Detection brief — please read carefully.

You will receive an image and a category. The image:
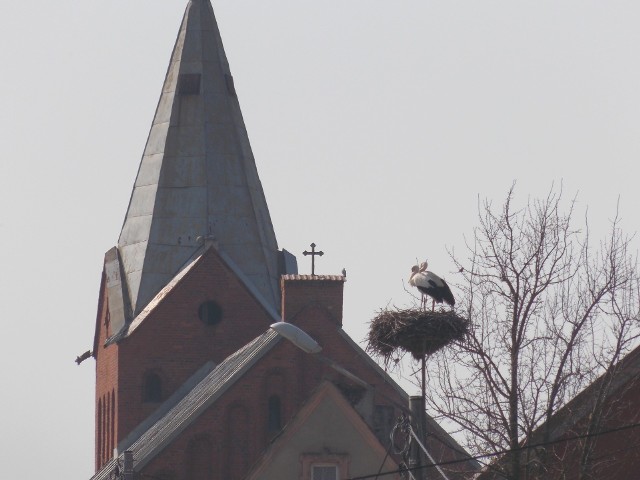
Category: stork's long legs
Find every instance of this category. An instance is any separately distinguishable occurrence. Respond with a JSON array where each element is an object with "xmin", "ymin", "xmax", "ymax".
[{"xmin": 419, "ymin": 294, "xmax": 437, "ymax": 312}]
